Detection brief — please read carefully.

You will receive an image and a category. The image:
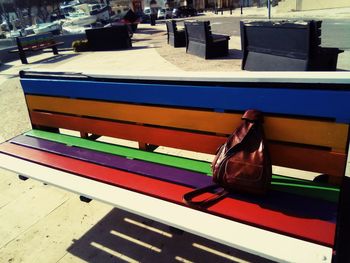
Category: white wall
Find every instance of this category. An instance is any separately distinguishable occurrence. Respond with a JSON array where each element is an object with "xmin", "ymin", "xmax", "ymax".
[
  {"xmin": 277, "ymin": 0, "xmax": 350, "ymax": 12},
  {"xmin": 300, "ymin": 0, "xmax": 350, "ymax": 11}
]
